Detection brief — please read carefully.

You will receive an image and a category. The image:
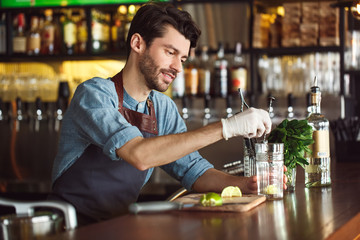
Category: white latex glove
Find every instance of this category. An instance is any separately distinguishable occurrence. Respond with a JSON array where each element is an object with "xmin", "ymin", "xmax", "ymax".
[{"xmin": 221, "ymin": 107, "xmax": 272, "ymax": 140}]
